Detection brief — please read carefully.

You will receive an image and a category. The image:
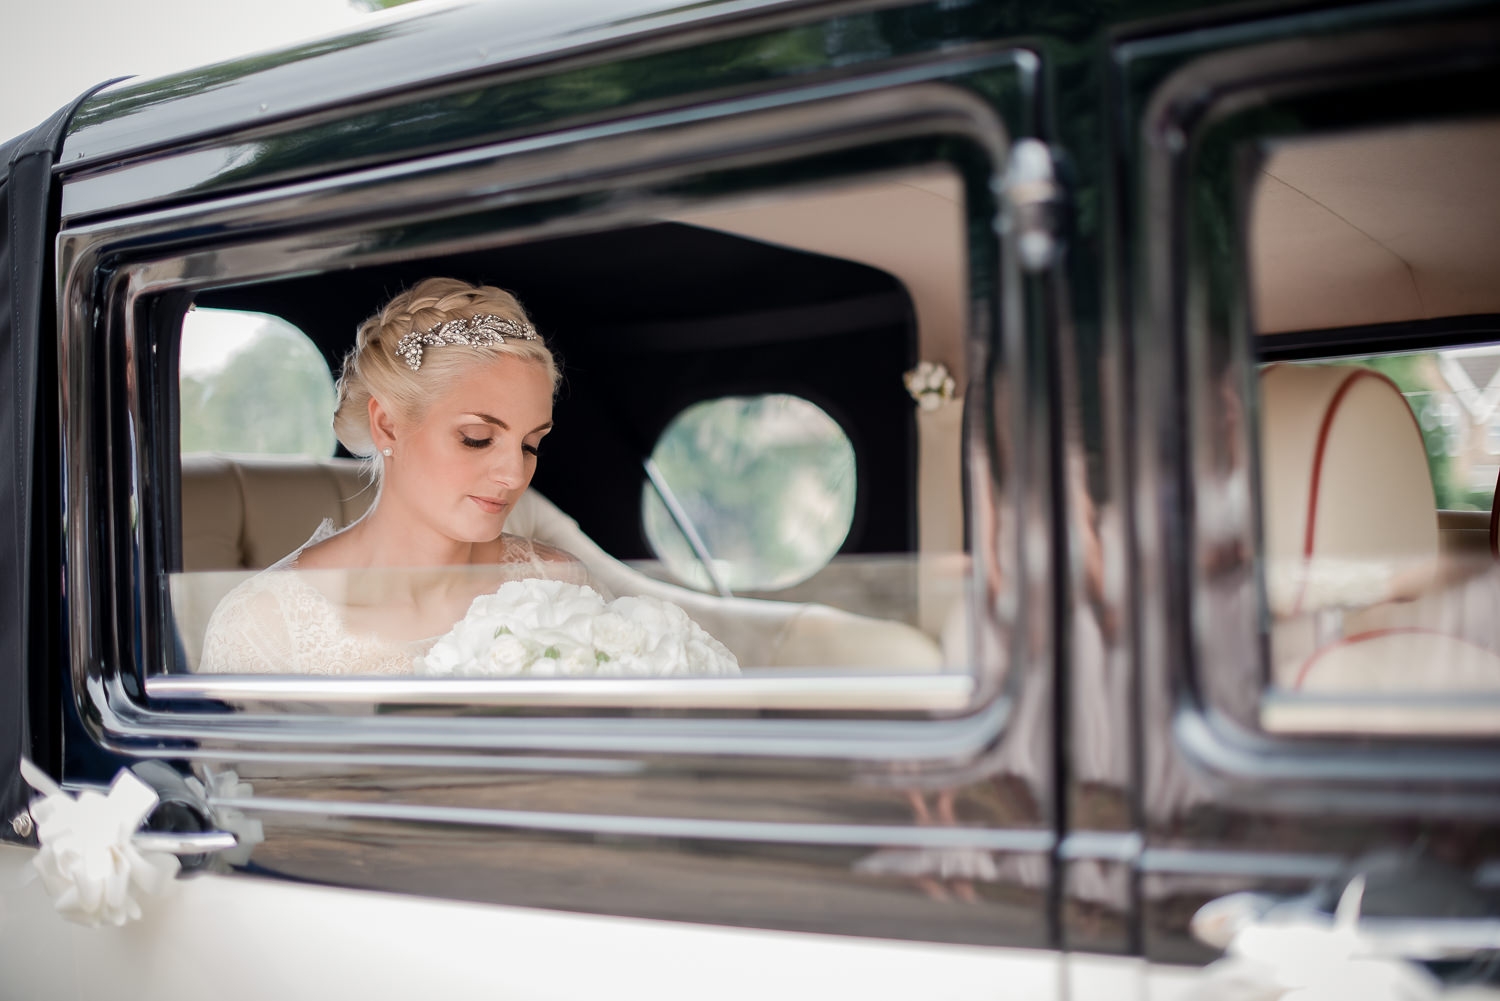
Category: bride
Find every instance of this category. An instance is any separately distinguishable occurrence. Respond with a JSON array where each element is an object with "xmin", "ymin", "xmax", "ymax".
[{"xmin": 199, "ymin": 277, "xmax": 595, "ymax": 675}]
